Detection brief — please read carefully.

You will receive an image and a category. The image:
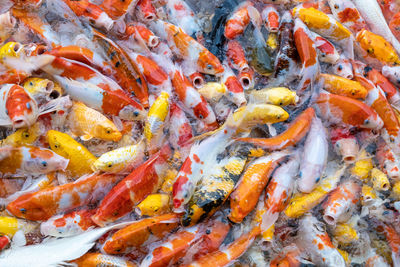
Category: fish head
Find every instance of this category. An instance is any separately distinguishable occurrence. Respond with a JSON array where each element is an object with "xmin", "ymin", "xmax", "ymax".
[
  {"xmin": 92, "ymin": 156, "xmax": 124, "ymax": 173},
  {"xmin": 0, "ymin": 42, "xmax": 24, "ymax": 59},
  {"xmin": 362, "ymin": 114, "xmax": 384, "ymax": 129},
  {"xmin": 94, "ymin": 123, "xmax": 122, "ymax": 142},
  {"xmin": 7, "ymin": 192, "xmax": 49, "ymax": 221},
  {"xmin": 197, "ymin": 50, "xmax": 224, "ymax": 75},
  {"xmin": 10, "ymin": 123, "xmax": 41, "ymax": 145},
  {"xmin": 23, "ymin": 78, "xmax": 55, "ymax": 102},
  {"xmin": 118, "ymin": 104, "xmax": 146, "ymax": 121},
  {"xmin": 4, "ymin": 84, "xmax": 39, "ymax": 128},
  {"xmin": 46, "ymin": 130, "xmax": 71, "ymax": 158},
  {"xmin": 25, "ymin": 146, "xmax": 69, "ymax": 174}
]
